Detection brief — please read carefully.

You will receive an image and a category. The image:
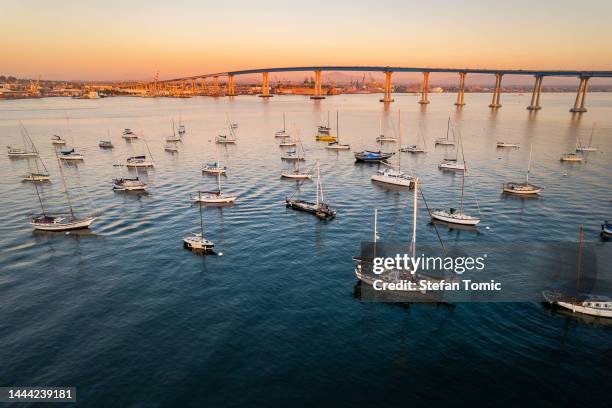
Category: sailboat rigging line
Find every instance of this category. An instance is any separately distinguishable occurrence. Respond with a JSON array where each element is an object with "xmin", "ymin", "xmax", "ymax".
[
  {"xmin": 418, "ymin": 187, "xmax": 447, "ymax": 256},
  {"xmin": 286, "ymin": 161, "xmax": 318, "ymax": 200}
]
